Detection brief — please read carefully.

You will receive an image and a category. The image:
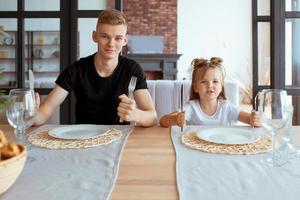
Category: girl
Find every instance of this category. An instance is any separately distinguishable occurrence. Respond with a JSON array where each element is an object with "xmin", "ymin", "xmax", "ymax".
[{"xmin": 160, "ymin": 57, "xmax": 260, "ymax": 127}]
